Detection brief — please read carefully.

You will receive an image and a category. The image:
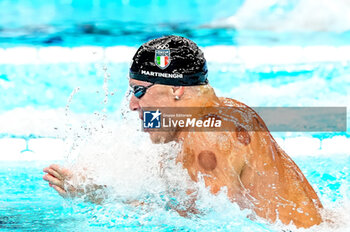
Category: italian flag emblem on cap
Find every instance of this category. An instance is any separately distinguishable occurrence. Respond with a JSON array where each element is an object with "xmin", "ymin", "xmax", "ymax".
[{"xmin": 155, "ymin": 49, "xmax": 170, "ymax": 69}]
